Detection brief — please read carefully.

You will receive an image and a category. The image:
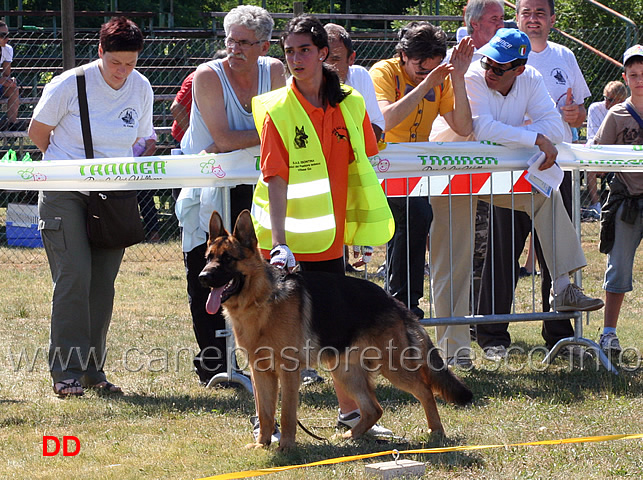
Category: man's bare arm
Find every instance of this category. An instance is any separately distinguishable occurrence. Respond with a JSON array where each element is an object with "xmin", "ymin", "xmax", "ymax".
[
  {"xmin": 193, "ymin": 65, "xmax": 259, "ymax": 153},
  {"xmin": 170, "ymin": 100, "xmax": 190, "ymax": 134},
  {"xmin": 195, "ymin": 58, "xmax": 287, "ymax": 154}
]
